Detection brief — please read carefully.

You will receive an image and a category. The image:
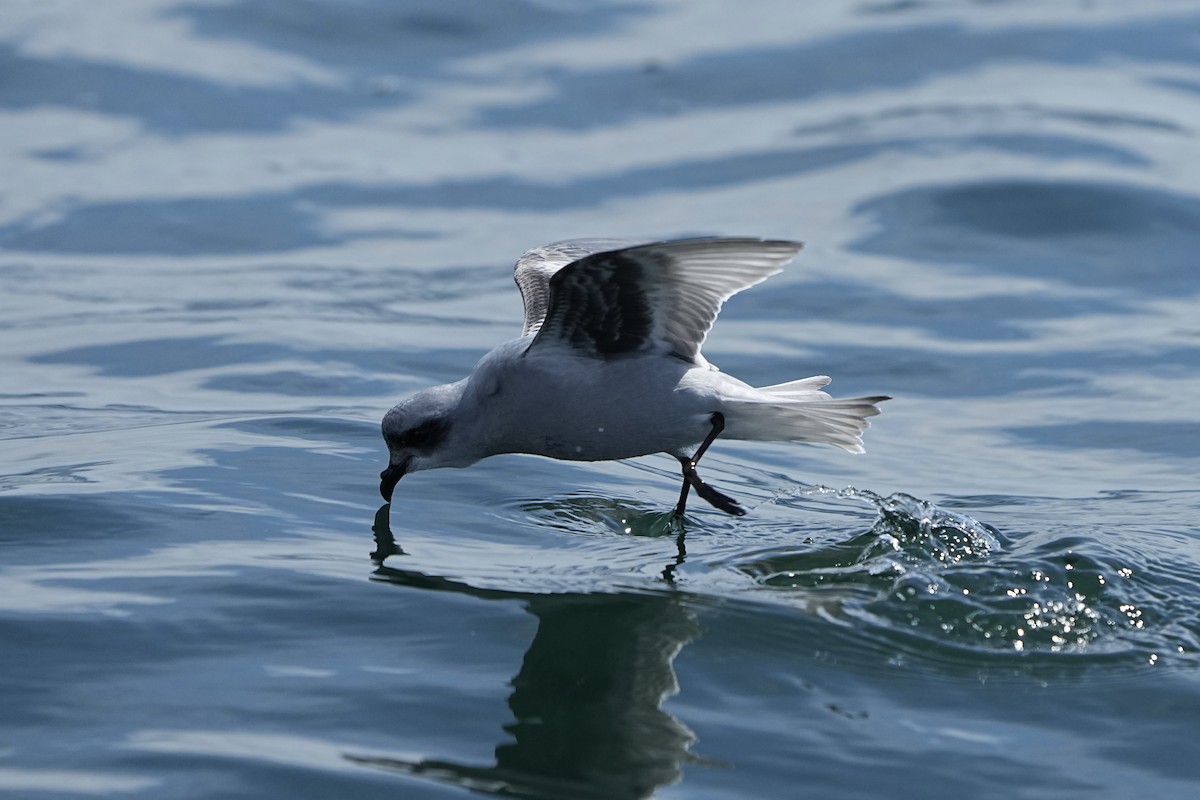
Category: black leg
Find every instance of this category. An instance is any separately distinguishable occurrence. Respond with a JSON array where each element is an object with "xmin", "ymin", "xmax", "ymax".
[
  {"xmin": 673, "ymin": 464, "xmax": 693, "ymax": 517},
  {"xmin": 673, "ymin": 412, "xmax": 746, "ymax": 517}
]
